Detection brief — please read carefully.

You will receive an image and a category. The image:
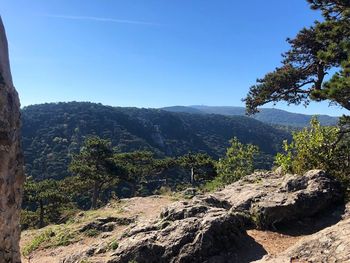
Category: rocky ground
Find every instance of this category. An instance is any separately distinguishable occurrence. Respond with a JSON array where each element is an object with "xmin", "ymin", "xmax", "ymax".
[{"xmin": 21, "ymin": 170, "xmax": 349, "ymax": 263}]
